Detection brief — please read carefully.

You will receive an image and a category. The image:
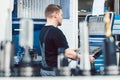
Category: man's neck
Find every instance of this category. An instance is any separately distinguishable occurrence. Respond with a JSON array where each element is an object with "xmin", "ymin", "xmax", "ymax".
[{"xmin": 46, "ymin": 19, "xmax": 57, "ymax": 27}]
